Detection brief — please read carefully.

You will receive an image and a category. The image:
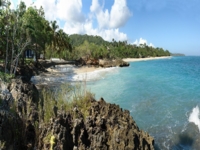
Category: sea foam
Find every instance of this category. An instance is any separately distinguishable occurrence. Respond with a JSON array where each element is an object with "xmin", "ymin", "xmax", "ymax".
[
  {"xmin": 72, "ymin": 67, "xmax": 118, "ymax": 81},
  {"xmin": 31, "ymin": 67, "xmax": 118, "ymax": 84},
  {"xmin": 188, "ymin": 106, "xmax": 200, "ymax": 132}
]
